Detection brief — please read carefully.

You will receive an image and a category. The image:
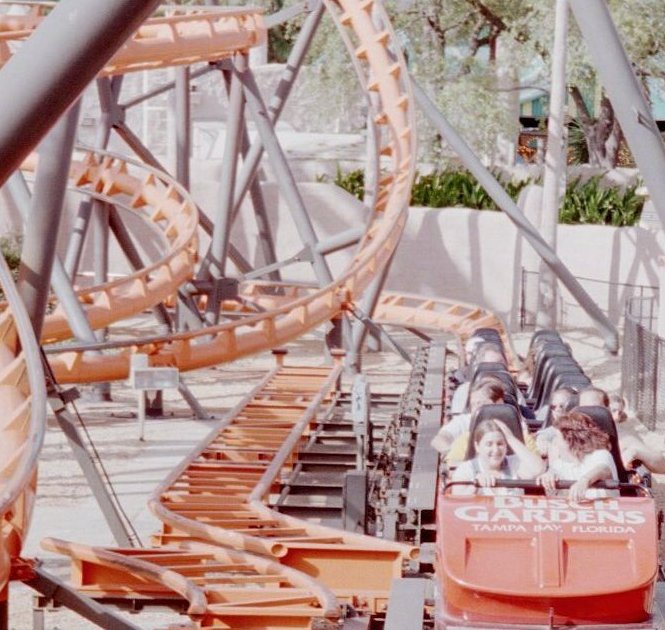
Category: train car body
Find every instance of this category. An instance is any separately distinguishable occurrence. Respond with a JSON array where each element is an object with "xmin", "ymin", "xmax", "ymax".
[{"xmin": 436, "ymin": 488, "xmax": 662, "ymax": 629}]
